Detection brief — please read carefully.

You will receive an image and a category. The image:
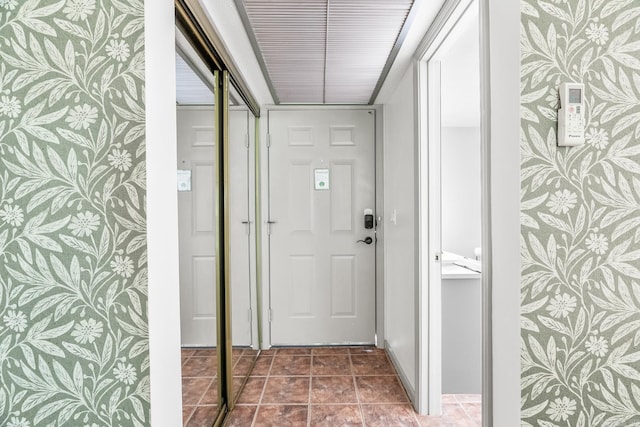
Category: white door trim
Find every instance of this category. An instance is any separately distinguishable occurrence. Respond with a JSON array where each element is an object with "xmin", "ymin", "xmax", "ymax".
[
  {"xmin": 416, "ymin": 58, "xmax": 445, "ymax": 415},
  {"xmin": 247, "ymin": 112, "xmax": 260, "ymax": 350},
  {"xmin": 259, "ymin": 105, "xmax": 384, "ymax": 349}
]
